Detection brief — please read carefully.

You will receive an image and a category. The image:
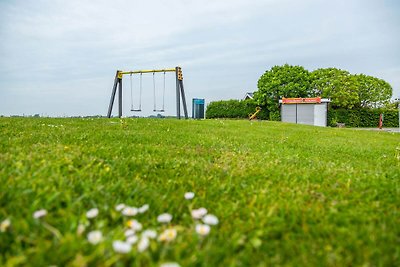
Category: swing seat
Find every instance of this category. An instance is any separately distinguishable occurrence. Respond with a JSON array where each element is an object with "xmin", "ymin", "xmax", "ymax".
[
  {"xmin": 153, "ymin": 109, "xmax": 165, "ymax": 112},
  {"xmin": 131, "ymin": 109, "xmax": 142, "ymax": 112}
]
